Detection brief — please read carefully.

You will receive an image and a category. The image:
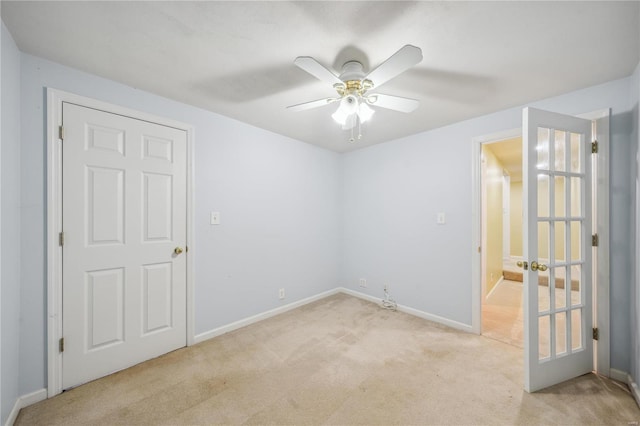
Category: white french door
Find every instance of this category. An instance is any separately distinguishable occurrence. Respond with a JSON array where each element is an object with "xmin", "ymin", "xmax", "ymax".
[
  {"xmin": 522, "ymin": 107, "xmax": 593, "ymax": 392},
  {"xmin": 61, "ymin": 103, "xmax": 187, "ymax": 389}
]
